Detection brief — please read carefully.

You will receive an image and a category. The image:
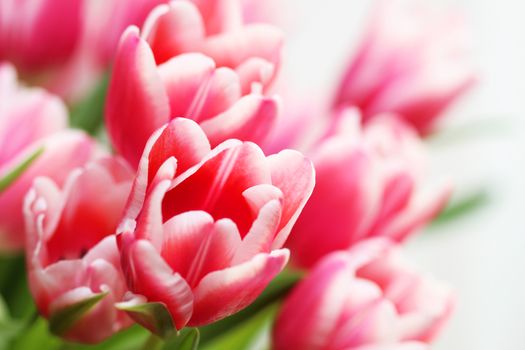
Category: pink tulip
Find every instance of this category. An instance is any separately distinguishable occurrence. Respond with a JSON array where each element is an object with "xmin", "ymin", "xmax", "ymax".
[
  {"xmin": 333, "ymin": 0, "xmax": 476, "ymax": 135},
  {"xmin": 0, "ymin": 63, "xmax": 98, "ymax": 252},
  {"xmin": 116, "ymin": 117, "xmax": 314, "ymax": 332},
  {"xmin": 106, "ymin": 25, "xmax": 281, "ymax": 168},
  {"xmin": 0, "ymin": 0, "xmax": 166, "ymax": 101},
  {"xmin": 286, "ymin": 109, "xmax": 451, "ymax": 268},
  {"xmin": 24, "ymin": 157, "xmax": 135, "ymax": 343},
  {"xmin": 141, "ymin": 0, "xmax": 283, "ymax": 92},
  {"xmin": 273, "ymin": 239, "xmax": 454, "ymax": 350}
]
